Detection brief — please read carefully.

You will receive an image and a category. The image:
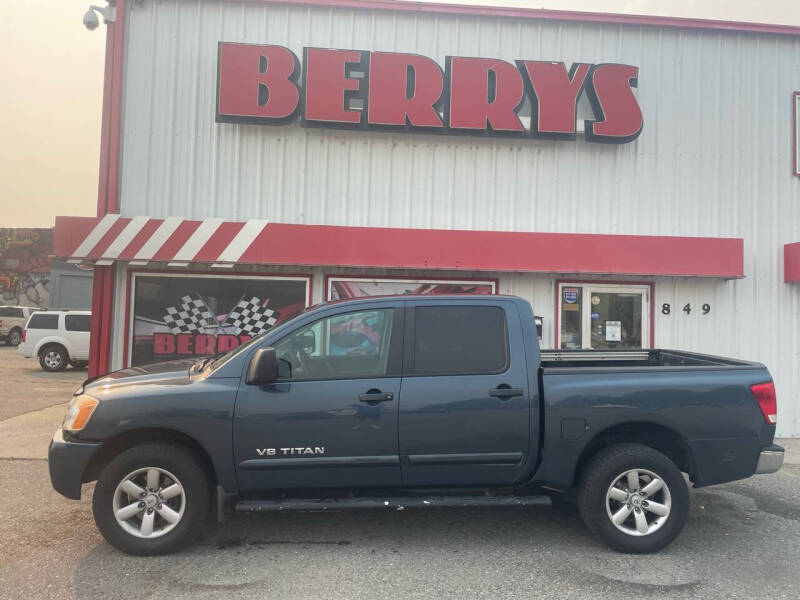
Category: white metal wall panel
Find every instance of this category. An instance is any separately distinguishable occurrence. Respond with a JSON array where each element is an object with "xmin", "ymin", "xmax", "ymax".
[{"xmin": 116, "ymin": 1, "xmax": 800, "ymax": 435}]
